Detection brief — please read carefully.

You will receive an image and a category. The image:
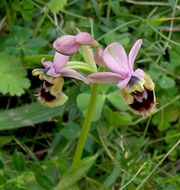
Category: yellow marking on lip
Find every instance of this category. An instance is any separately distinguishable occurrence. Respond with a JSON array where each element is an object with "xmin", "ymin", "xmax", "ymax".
[
  {"xmin": 32, "ymin": 68, "xmax": 44, "ymax": 76},
  {"xmin": 143, "ymin": 73, "xmax": 154, "ymax": 90}
]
